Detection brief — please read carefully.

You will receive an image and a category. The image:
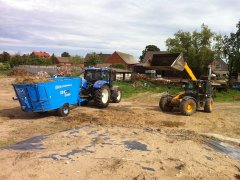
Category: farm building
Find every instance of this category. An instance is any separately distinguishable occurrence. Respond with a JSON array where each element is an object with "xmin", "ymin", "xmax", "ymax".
[
  {"xmin": 105, "ymin": 51, "xmax": 139, "ymax": 69},
  {"xmin": 211, "ymin": 59, "xmax": 228, "ymax": 76},
  {"xmin": 55, "ymin": 57, "xmax": 72, "ymax": 66}
]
